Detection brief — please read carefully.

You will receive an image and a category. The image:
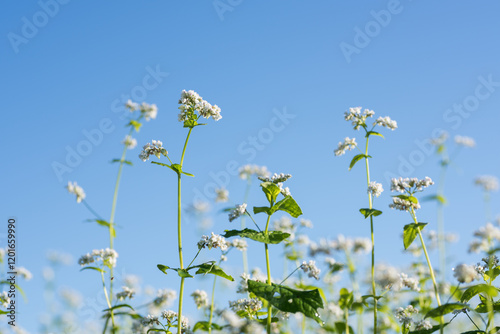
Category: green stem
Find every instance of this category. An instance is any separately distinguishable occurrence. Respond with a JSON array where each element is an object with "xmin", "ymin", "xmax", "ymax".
[
  {"xmin": 436, "ymin": 164, "xmax": 447, "ymax": 284},
  {"xmin": 364, "ymin": 135, "xmax": 377, "ymax": 333},
  {"xmin": 208, "ymin": 274, "xmax": 217, "ymax": 334},
  {"xmin": 241, "ymin": 180, "xmax": 252, "ymax": 277},
  {"xmin": 264, "ymin": 214, "xmax": 272, "ymax": 334},
  {"xmin": 301, "ymin": 314, "xmax": 306, "ymax": 334},
  {"xmin": 100, "ymin": 271, "xmax": 116, "ymax": 331},
  {"xmin": 178, "ymin": 277, "xmax": 185, "ymax": 334},
  {"xmin": 486, "ymin": 256, "xmax": 495, "ymax": 331}
]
